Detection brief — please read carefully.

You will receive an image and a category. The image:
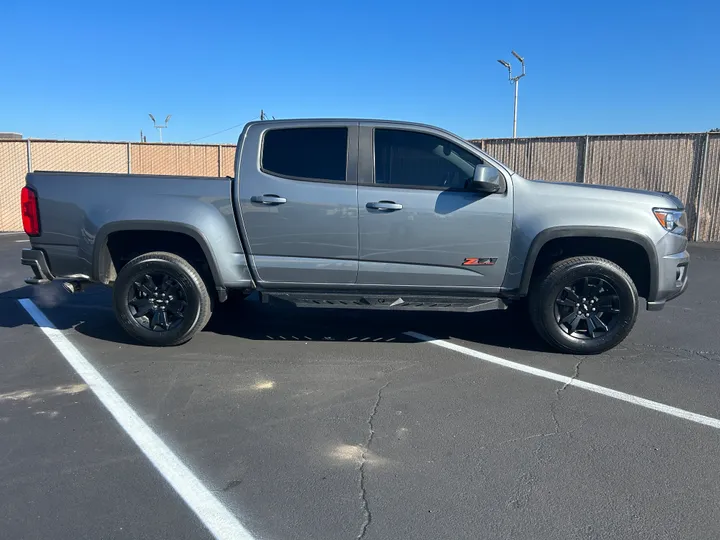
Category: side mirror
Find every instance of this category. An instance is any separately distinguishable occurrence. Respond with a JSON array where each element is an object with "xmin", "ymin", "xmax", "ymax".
[{"xmin": 470, "ymin": 164, "xmax": 502, "ymax": 193}]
